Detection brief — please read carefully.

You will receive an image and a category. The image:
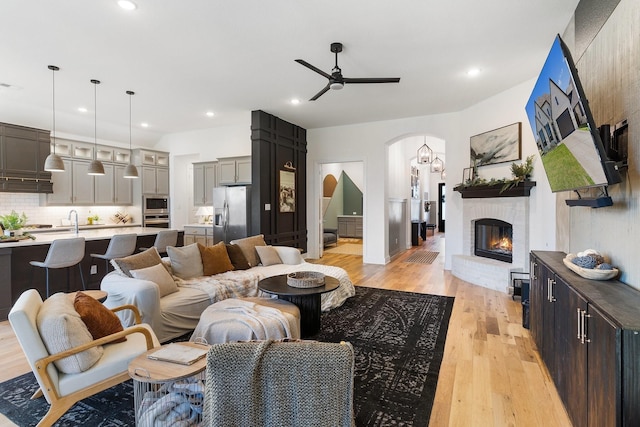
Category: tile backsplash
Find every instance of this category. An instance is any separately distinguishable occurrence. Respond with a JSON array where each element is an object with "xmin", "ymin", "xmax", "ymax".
[{"xmin": 0, "ymin": 193, "xmax": 141, "ymax": 226}]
